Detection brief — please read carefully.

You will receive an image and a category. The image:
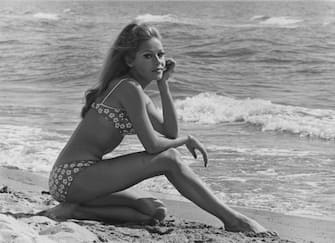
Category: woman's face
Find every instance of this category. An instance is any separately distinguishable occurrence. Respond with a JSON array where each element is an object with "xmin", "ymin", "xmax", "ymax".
[{"xmin": 129, "ymin": 37, "xmax": 166, "ymax": 83}]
